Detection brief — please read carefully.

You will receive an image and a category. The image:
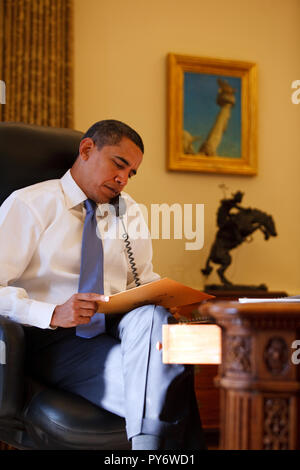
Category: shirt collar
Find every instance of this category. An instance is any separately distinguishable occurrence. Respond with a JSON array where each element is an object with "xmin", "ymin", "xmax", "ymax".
[
  {"xmin": 60, "ymin": 169, "xmax": 87, "ymax": 209},
  {"xmin": 60, "ymin": 169, "xmax": 125, "ymax": 215}
]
